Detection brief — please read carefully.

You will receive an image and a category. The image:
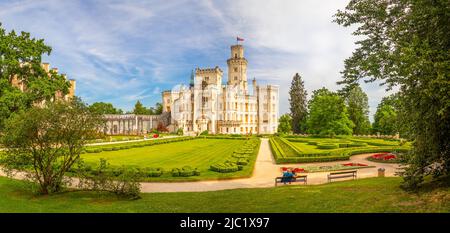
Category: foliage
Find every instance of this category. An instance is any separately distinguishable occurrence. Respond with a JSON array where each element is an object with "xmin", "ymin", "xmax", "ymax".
[
  {"xmin": 277, "ymin": 114, "xmax": 292, "ymax": 134},
  {"xmin": 306, "ymin": 88, "xmax": 354, "ymax": 136},
  {"xmin": 372, "ymin": 95, "xmax": 399, "ymax": 135},
  {"xmin": 75, "ymin": 159, "xmax": 141, "ymax": 199},
  {"xmin": 176, "ymin": 128, "xmax": 184, "ymax": 136},
  {"xmin": 0, "ymin": 23, "xmax": 70, "ymax": 130},
  {"xmin": 132, "ymin": 100, "xmax": 150, "ymax": 115},
  {"xmin": 156, "ymin": 122, "xmax": 168, "ymax": 132},
  {"xmin": 199, "ymin": 130, "xmax": 209, "ymax": 135},
  {"xmin": 270, "ymin": 136, "xmax": 409, "ymax": 164},
  {"xmin": 343, "ymin": 85, "xmax": 371, "ymax": 134},
  {"xmin": 289, "ymin": 73, "xmax": 308, "ymax": 133},
  {"xmin": 1, "ymin": 98, "xmax": 104, "ymax": 194},
  {"xmin": 88, "ymin": 102, "xmax": 123, "ymax": 115},
  {"xmin": 132, "ymin": 101, "xmax": 163, "ymax": 115},
  {"xmin": 334, "ymin": 0, "xmax": 450, "ymax": 189}
]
